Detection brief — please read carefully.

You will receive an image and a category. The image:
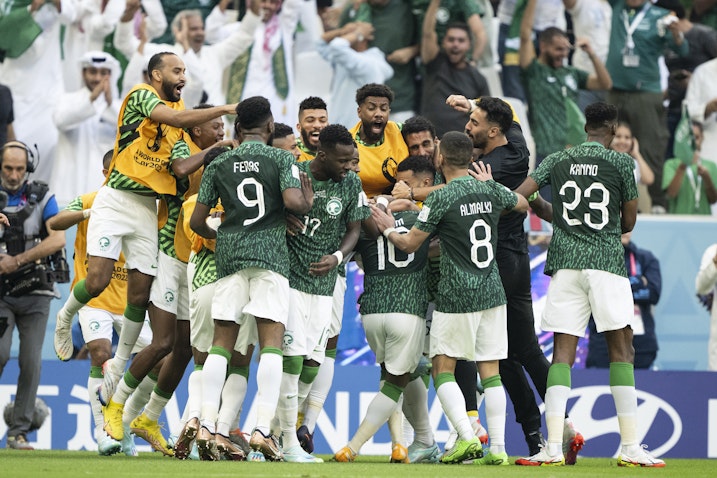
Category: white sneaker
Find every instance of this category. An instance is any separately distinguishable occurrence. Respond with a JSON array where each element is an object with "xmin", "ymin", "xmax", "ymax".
[
  {"xmin": 121, "ymin": 423, "xmax": 138, "ymax": 457},
  {"xmin": 97, "ymin": 434, "xmax": 122, "ymax": 456},
  {"xmin": 53, "ymin": 312, "xmax": 73, "ymax": 361},
  {"xmin": 515, "ymin": 446, "xmax": 565, "ymax": 466},
  {"xmin": 283, "ymin": 445, "xmax": 324, "ymax": 463},
  {"xmin": 618, "ymin": 445, "xmax": 665, "ymax": 468},
  {"xmin": 98, "ymin": 359, "xmax": 120, "ymax": 406}
]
